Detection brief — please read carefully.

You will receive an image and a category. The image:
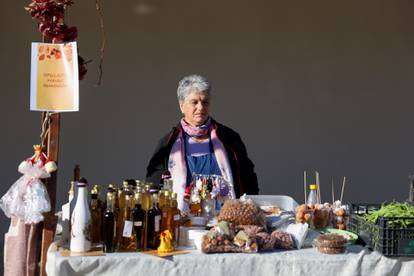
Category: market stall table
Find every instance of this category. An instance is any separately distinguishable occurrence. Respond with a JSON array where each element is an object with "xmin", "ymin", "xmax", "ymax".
[{"xmin": 46, "ymin": 242, "xmax": 414, "ymax": 276}]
